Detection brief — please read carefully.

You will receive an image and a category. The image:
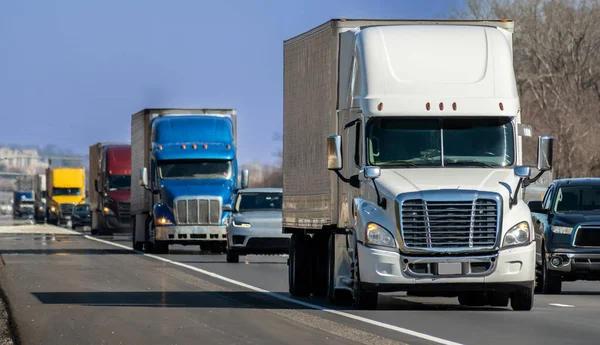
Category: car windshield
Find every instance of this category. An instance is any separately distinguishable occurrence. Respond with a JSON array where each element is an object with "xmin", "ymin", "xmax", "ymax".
[
  {"xmin": 236, "ymin": 192, "xmax": 282, "ymax": 212},
  {"xmin": 554, "ymin": 185, "xmax": 600, "ymax": 213},
  {"xmin": 108, "ymin": 175, "xmax": 131, "ymax": 191},
  {"xmin": 75, "ymin": 204, "xmax": 90, "ymax": 213},
  {"xmin": 158, "ymin": 159, "xmax": 232, "ymax": 179},
  {"xmin": 53, "ymin": 188, "xmax": 82, "ymax": 196},
  {"xmin": 366, "ymin": 117, "xmax": 515, "ymax": 167}
]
